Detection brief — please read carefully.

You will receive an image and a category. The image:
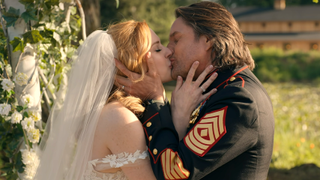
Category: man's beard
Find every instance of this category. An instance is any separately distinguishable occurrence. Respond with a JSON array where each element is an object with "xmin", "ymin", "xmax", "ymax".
[{"xmin": 170, "ymin": 63, "xmax": 188, "ymax": 80}]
